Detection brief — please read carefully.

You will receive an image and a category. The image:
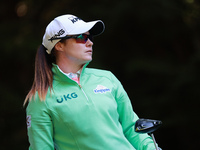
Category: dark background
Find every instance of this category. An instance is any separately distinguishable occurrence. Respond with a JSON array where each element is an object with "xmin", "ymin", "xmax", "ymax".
[{"xmin": 1, "ymin": 0, "xmax": 200, "ymax": 149}]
